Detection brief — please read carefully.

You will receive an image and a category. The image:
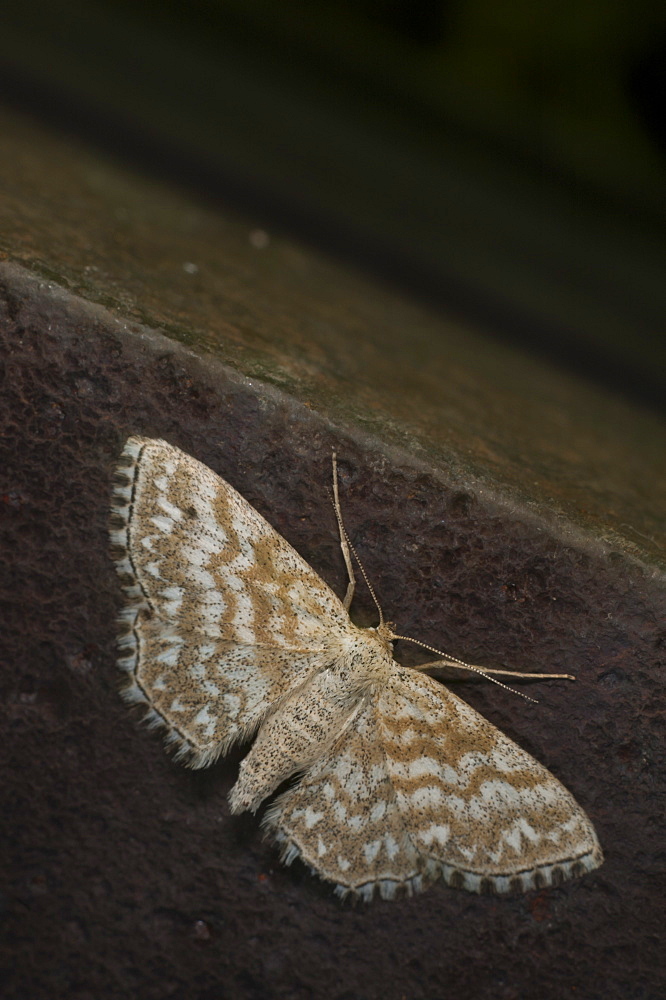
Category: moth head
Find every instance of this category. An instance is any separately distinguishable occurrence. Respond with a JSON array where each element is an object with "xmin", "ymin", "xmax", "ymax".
[{"xmin": 374, "ymin": 621, "xmax": 396, "ymax": 650}]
